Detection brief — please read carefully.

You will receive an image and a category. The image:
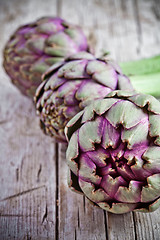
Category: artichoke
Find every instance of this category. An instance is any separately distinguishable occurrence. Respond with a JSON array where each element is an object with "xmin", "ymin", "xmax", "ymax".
[
  {"xmin": 35, "ymin": 52, "xmax": 133, "ymax": 142},
  {"xmin": 65, "ymin": 91, "xmax": 160, "ymax": 214},
  {"xmin": 3, "ymin": 17, "xmax": 88, "ymax": 97}
]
